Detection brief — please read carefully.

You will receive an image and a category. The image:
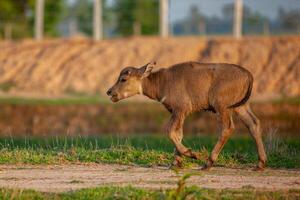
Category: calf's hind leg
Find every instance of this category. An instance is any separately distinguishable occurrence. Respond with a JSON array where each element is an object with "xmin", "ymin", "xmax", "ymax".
[
  {"xmin": 202, "ymin": 109, "xmax": 235, "ymax": 170},
  {"xmin": 167, "ymin": 112, "xmax": 200, "ymax": 168},
  {"xmin": 234, "ymin": 104, "xmax": 267, "ymax": 170}
]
